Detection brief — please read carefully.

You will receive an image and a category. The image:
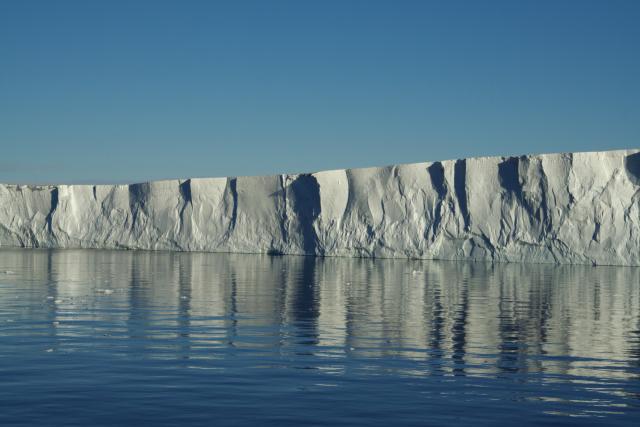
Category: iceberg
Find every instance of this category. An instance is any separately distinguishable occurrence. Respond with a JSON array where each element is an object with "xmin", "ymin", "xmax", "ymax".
[{"xmin": 1, "ymin": 149, "xmax": 639, "ymax": 266}]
